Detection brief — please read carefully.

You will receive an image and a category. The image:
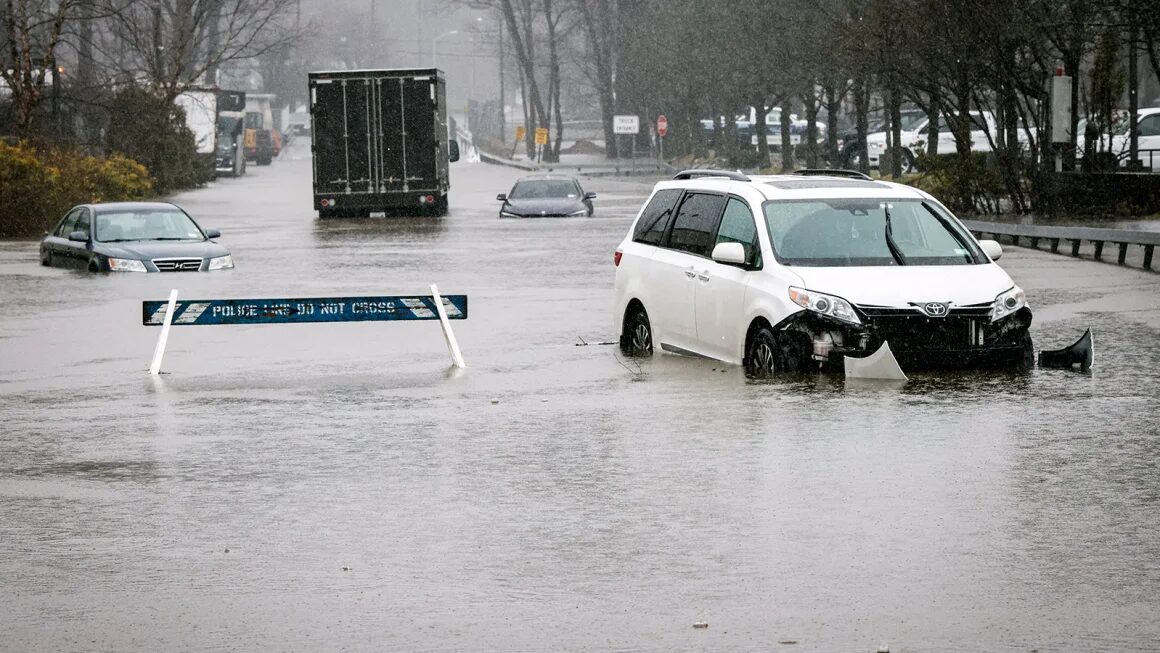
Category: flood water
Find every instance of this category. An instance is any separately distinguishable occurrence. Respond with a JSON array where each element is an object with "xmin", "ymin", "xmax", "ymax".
[{"xmin": 2, "ymin": 143, "xmax": 1159, "ymax": 652}]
